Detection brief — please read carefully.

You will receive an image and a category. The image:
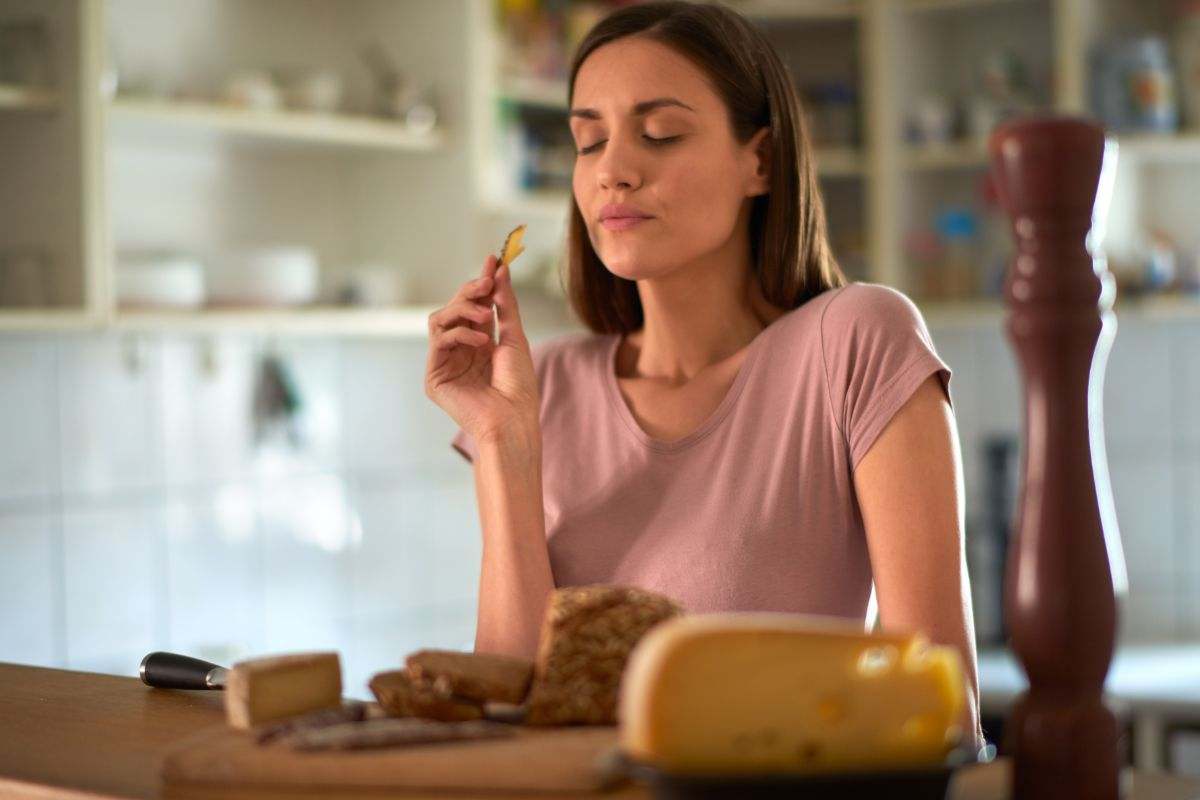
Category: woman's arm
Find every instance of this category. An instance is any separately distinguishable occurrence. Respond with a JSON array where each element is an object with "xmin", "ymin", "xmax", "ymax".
[
  {"xmin": 471, "ymin": 424, "xmax": 555, "ymax": 660},
  {"xmin": 852, "ymin": 374, "xmax": 985, "ymax": 751}
]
